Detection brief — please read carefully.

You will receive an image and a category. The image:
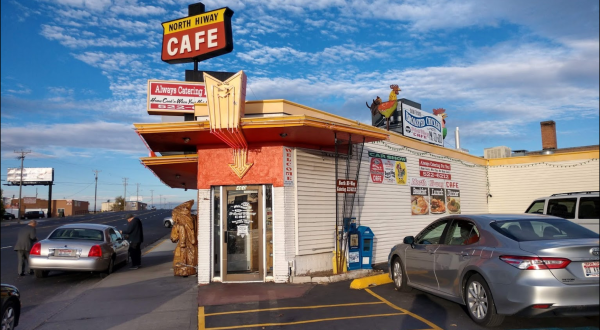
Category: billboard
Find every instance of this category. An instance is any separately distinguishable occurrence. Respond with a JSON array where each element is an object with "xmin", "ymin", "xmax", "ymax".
[
  {"xmin": 161, "ymin": 7, "xmax": 234, "ymax": 64},
  {"xmin": 403, "ymin": 104, "xmax": 444, "ymax": 146},
  {"xmin": 147, "ymin": 80, "xmax": 207, "ymax": 115},
  {"xmin": 6, "ymin": 168, "xmax": 54, "ymax": 184}
]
